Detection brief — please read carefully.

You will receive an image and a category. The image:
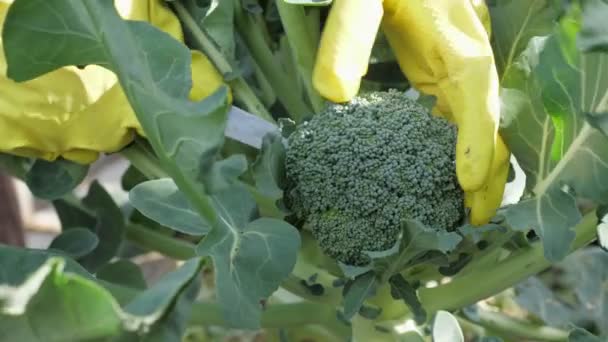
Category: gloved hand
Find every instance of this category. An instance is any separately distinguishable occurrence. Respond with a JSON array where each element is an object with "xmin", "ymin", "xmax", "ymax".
[
  {"xmin": 312, "ymin": 0, "xmax": 509, "ymax": 225},
  {"xmin": 0, "ymin": 0, "xmax": 228, "ymax": 164}
]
